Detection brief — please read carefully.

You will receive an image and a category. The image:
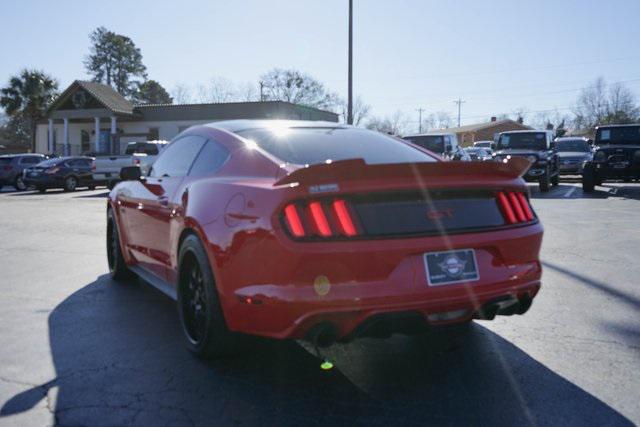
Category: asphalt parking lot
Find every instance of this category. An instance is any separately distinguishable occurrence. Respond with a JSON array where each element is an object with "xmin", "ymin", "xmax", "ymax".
[{"xmin": 0, "ymin": 181, "xmax": 638, "ymax": 426}]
